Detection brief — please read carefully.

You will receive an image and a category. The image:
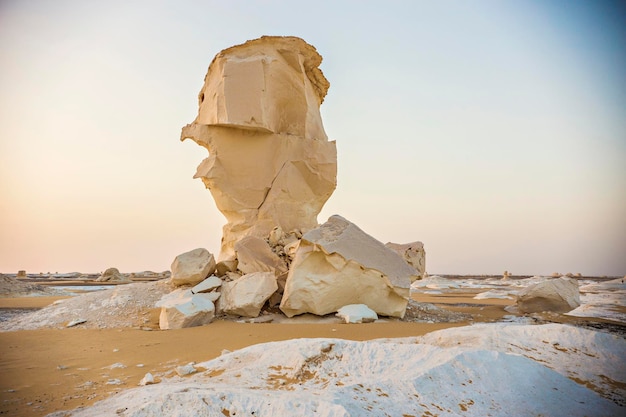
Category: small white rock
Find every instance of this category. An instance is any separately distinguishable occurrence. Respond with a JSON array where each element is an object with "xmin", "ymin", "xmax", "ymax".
[
  {"xmin": 66, "ymin": 318, "xmax": 87, "ymax": 328},
  {"xmin": 336, "ymin": 304, "xmax": 378, "ymax": 324},
  {"xmin": 175, "ymin": 363, "xmax": 197, "ymax": 376},
  {"xmin": 105, "ymin": 379, "xmax": 123, "ymax": 385},
  {"xmin": 138, "ymin": 372, "xmax": 155, "ymax": 386}
]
